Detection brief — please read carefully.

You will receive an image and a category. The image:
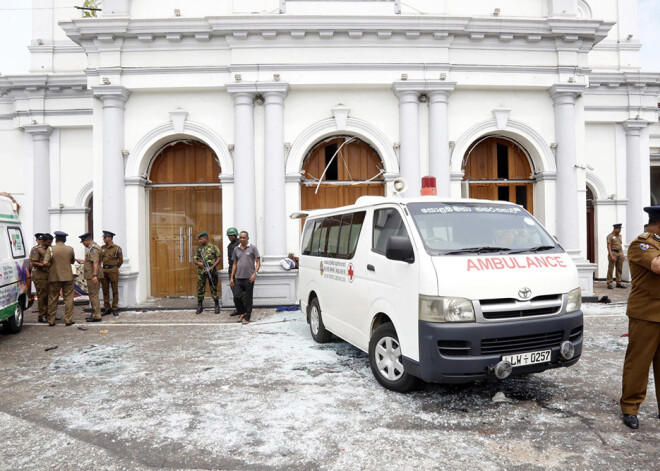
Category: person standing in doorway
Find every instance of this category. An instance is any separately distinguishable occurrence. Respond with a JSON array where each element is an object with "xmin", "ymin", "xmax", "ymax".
[
  {"xmin": 620, "ymin": 206, "xmax": 660, "ymax": 429},
  {"xmin": 76, "ymin": 233, "xmax": 105, "ymax": 323},
  {"xmin": 607, "ymin": 223, "xmax": 626, "ymax": 289},
  {"xmin": 226, "ymin": 227, "xmax": 240, "ymax": 316},
  {"xmin": 230, "ymin": 231, "xmax": 260, "ymax": 325},
  {"xmin": 101, "ymin": 230, "xmax": 123, "ymax": 316},
  {"xmin": 194, "ymin": 231, "xmax": 221, "ymax": 314},
  {"xmin": 43, "ymin": 231, "xmax": 76, "ymax": 326}
]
